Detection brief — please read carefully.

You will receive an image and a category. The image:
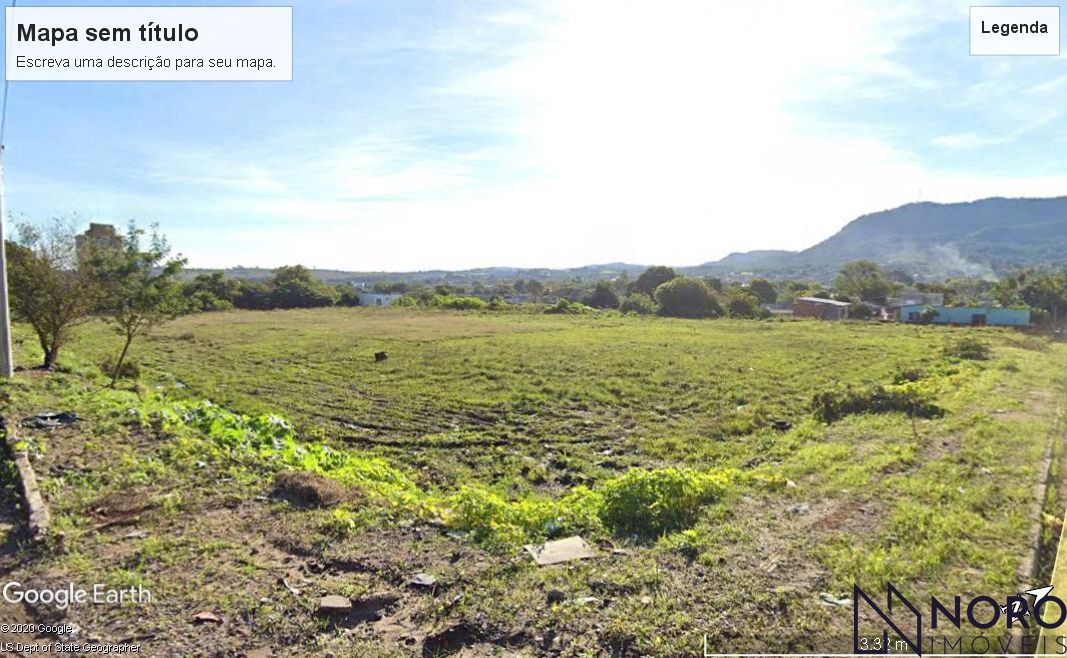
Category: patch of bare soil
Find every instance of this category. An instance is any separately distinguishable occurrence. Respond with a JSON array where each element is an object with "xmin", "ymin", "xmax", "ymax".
[{"xmin": 273, "ymin": 471, "xmax": 354, "ymax": 508}]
